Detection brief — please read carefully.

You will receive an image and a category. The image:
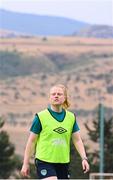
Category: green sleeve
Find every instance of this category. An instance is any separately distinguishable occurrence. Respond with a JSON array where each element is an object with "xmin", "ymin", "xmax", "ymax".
[
  {"xmin": 30, "ymin": 114, "xmax": 42, "ymax": 134},
  {"xmin": 72, "ymin": 114, "xmax": 80, "ymax": 133},
  {"xmin": 72, "ymin": 121, "xmax": 80, "ymax": 133}
]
